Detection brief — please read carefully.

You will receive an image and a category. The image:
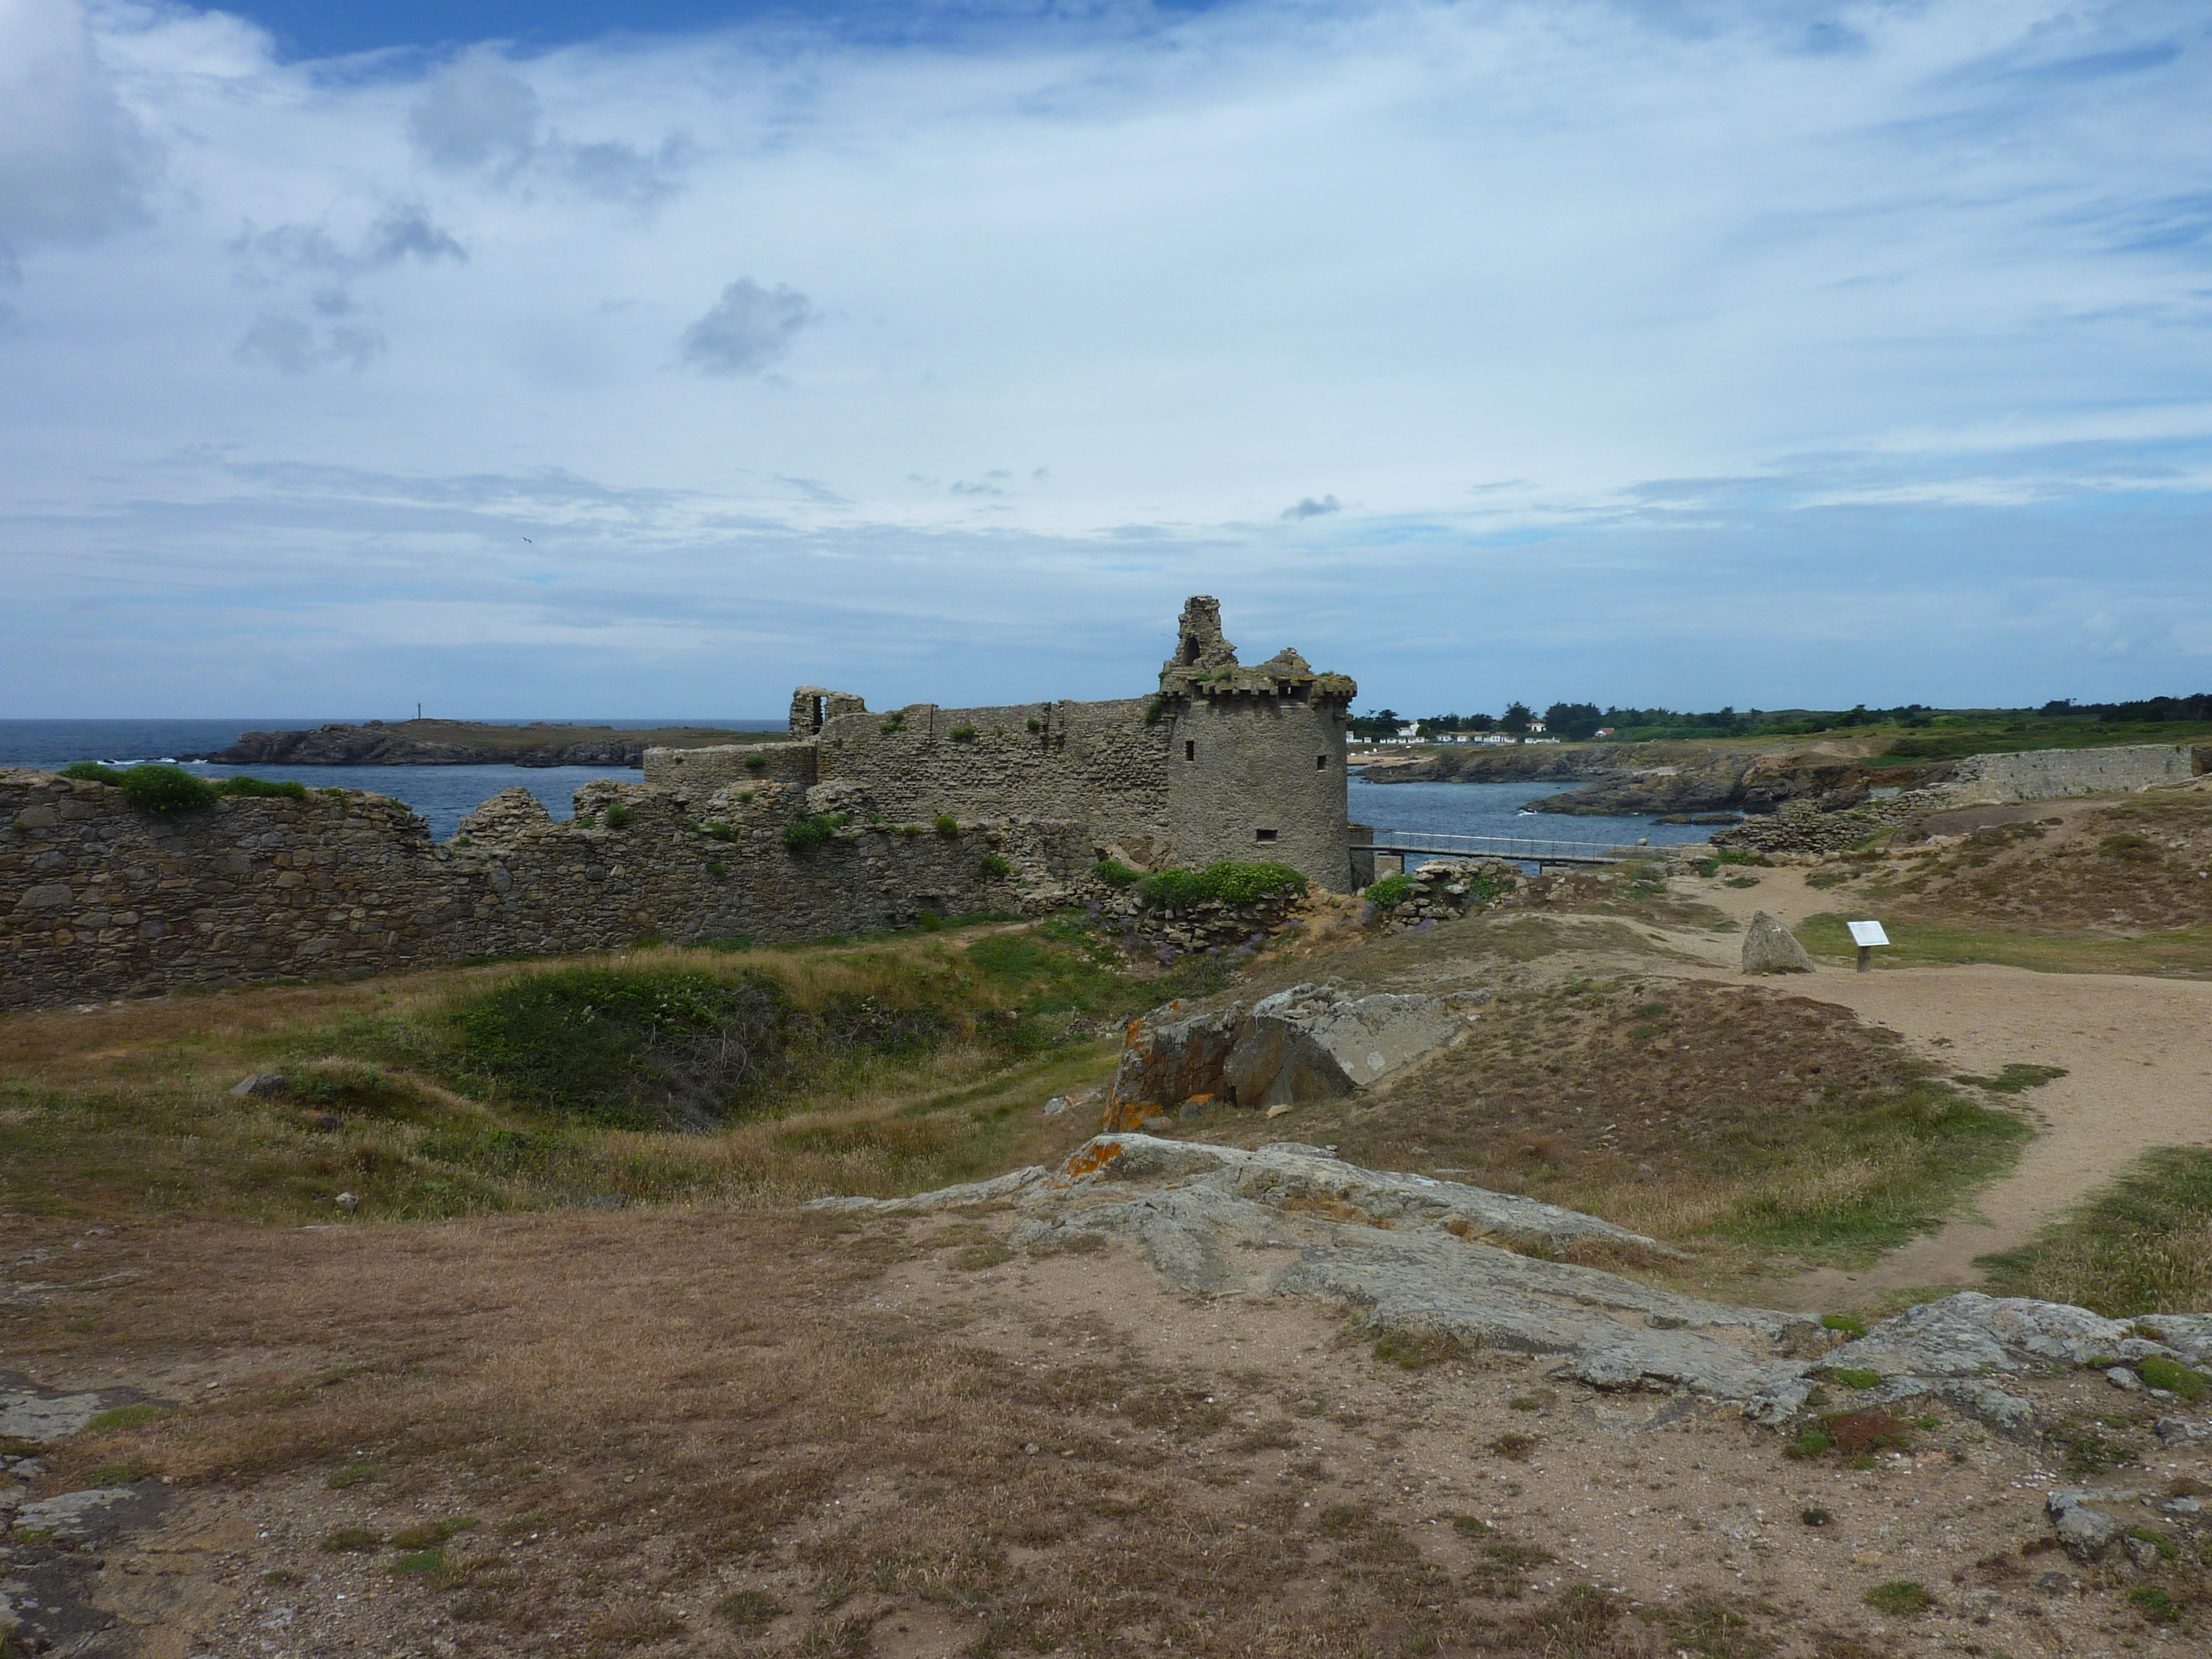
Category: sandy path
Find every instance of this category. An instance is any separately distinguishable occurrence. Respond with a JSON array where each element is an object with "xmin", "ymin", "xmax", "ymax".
[{"xmin": 1638, "ymin": 869, "xmax": 2212, "ymax": 1304}]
